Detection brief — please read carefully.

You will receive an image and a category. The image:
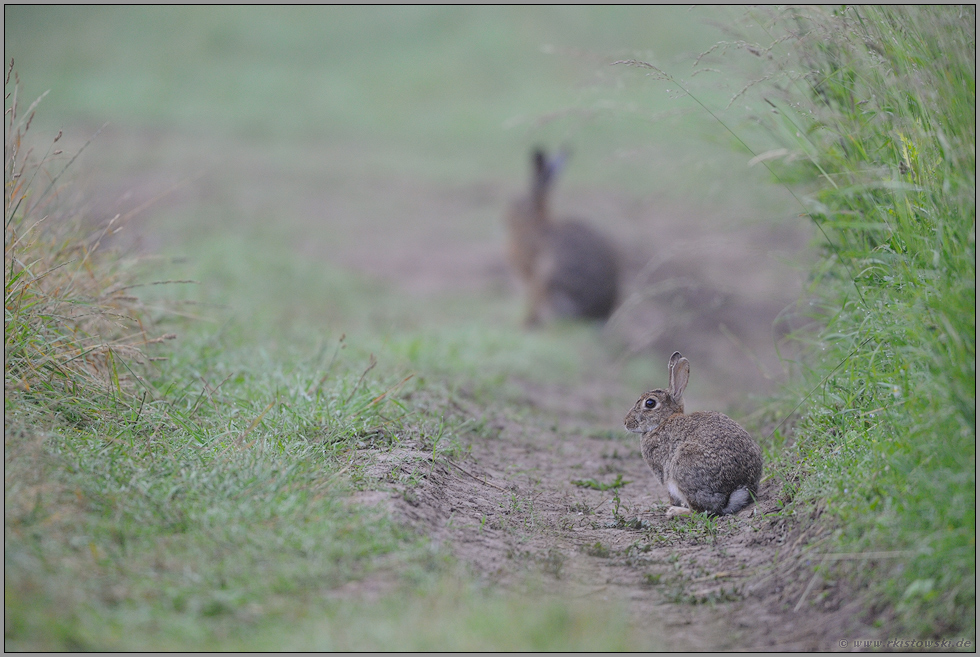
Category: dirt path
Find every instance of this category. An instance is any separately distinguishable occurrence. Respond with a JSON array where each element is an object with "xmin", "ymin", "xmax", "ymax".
[{"xmin": 363, "ymin": 372, "xmax": 876, "ymax": 651}]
